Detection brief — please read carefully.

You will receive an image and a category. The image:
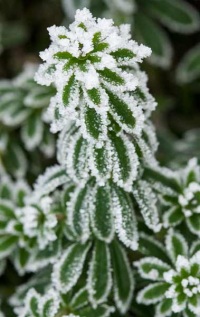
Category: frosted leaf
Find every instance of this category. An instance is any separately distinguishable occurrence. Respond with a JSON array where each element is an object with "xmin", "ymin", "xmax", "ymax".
[
  {"xmin": 52, "ymin": 242, "xmax": 91, "ymax": 293},
  {"xmin": 31, "ymin": 164, "xmax": 69, "ymax": 199},
  {"xmin": 133, "ymin": 180, "xmax": 162, "ymax": 232}
]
